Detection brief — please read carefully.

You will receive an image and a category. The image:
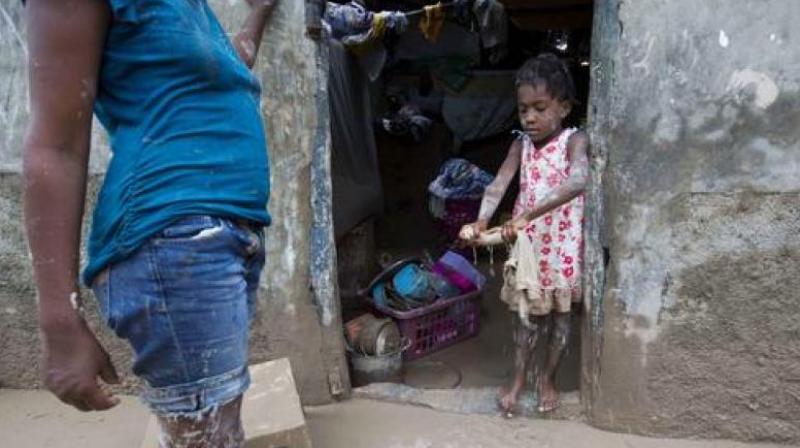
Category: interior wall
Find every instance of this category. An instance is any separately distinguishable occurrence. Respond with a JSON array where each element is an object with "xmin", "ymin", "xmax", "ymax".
[{"xmin": 584, "ymin": 0, "xmax": 800, "ymax": 442}]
